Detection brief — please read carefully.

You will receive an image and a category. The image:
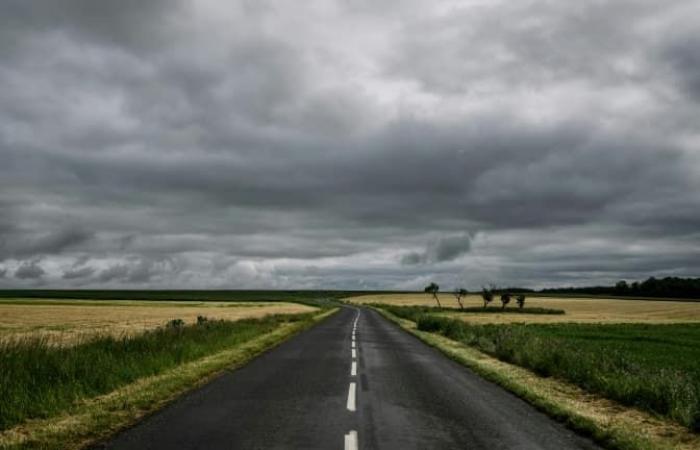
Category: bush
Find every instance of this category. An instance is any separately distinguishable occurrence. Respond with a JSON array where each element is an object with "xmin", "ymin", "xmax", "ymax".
[{"xmin": 167, "ymin": 318, "xmax": 185, "ymax": 329}]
